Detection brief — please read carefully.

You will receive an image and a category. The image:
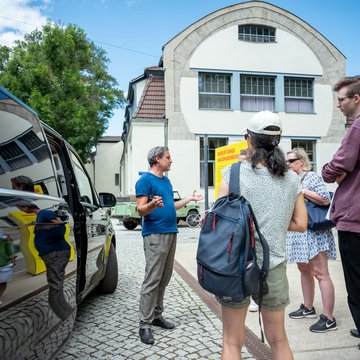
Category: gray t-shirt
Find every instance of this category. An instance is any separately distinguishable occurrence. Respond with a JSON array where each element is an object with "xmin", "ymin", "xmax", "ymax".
[{"xmin": 222, "ymin": 161, "xmax": 302, "ymax": 269}]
